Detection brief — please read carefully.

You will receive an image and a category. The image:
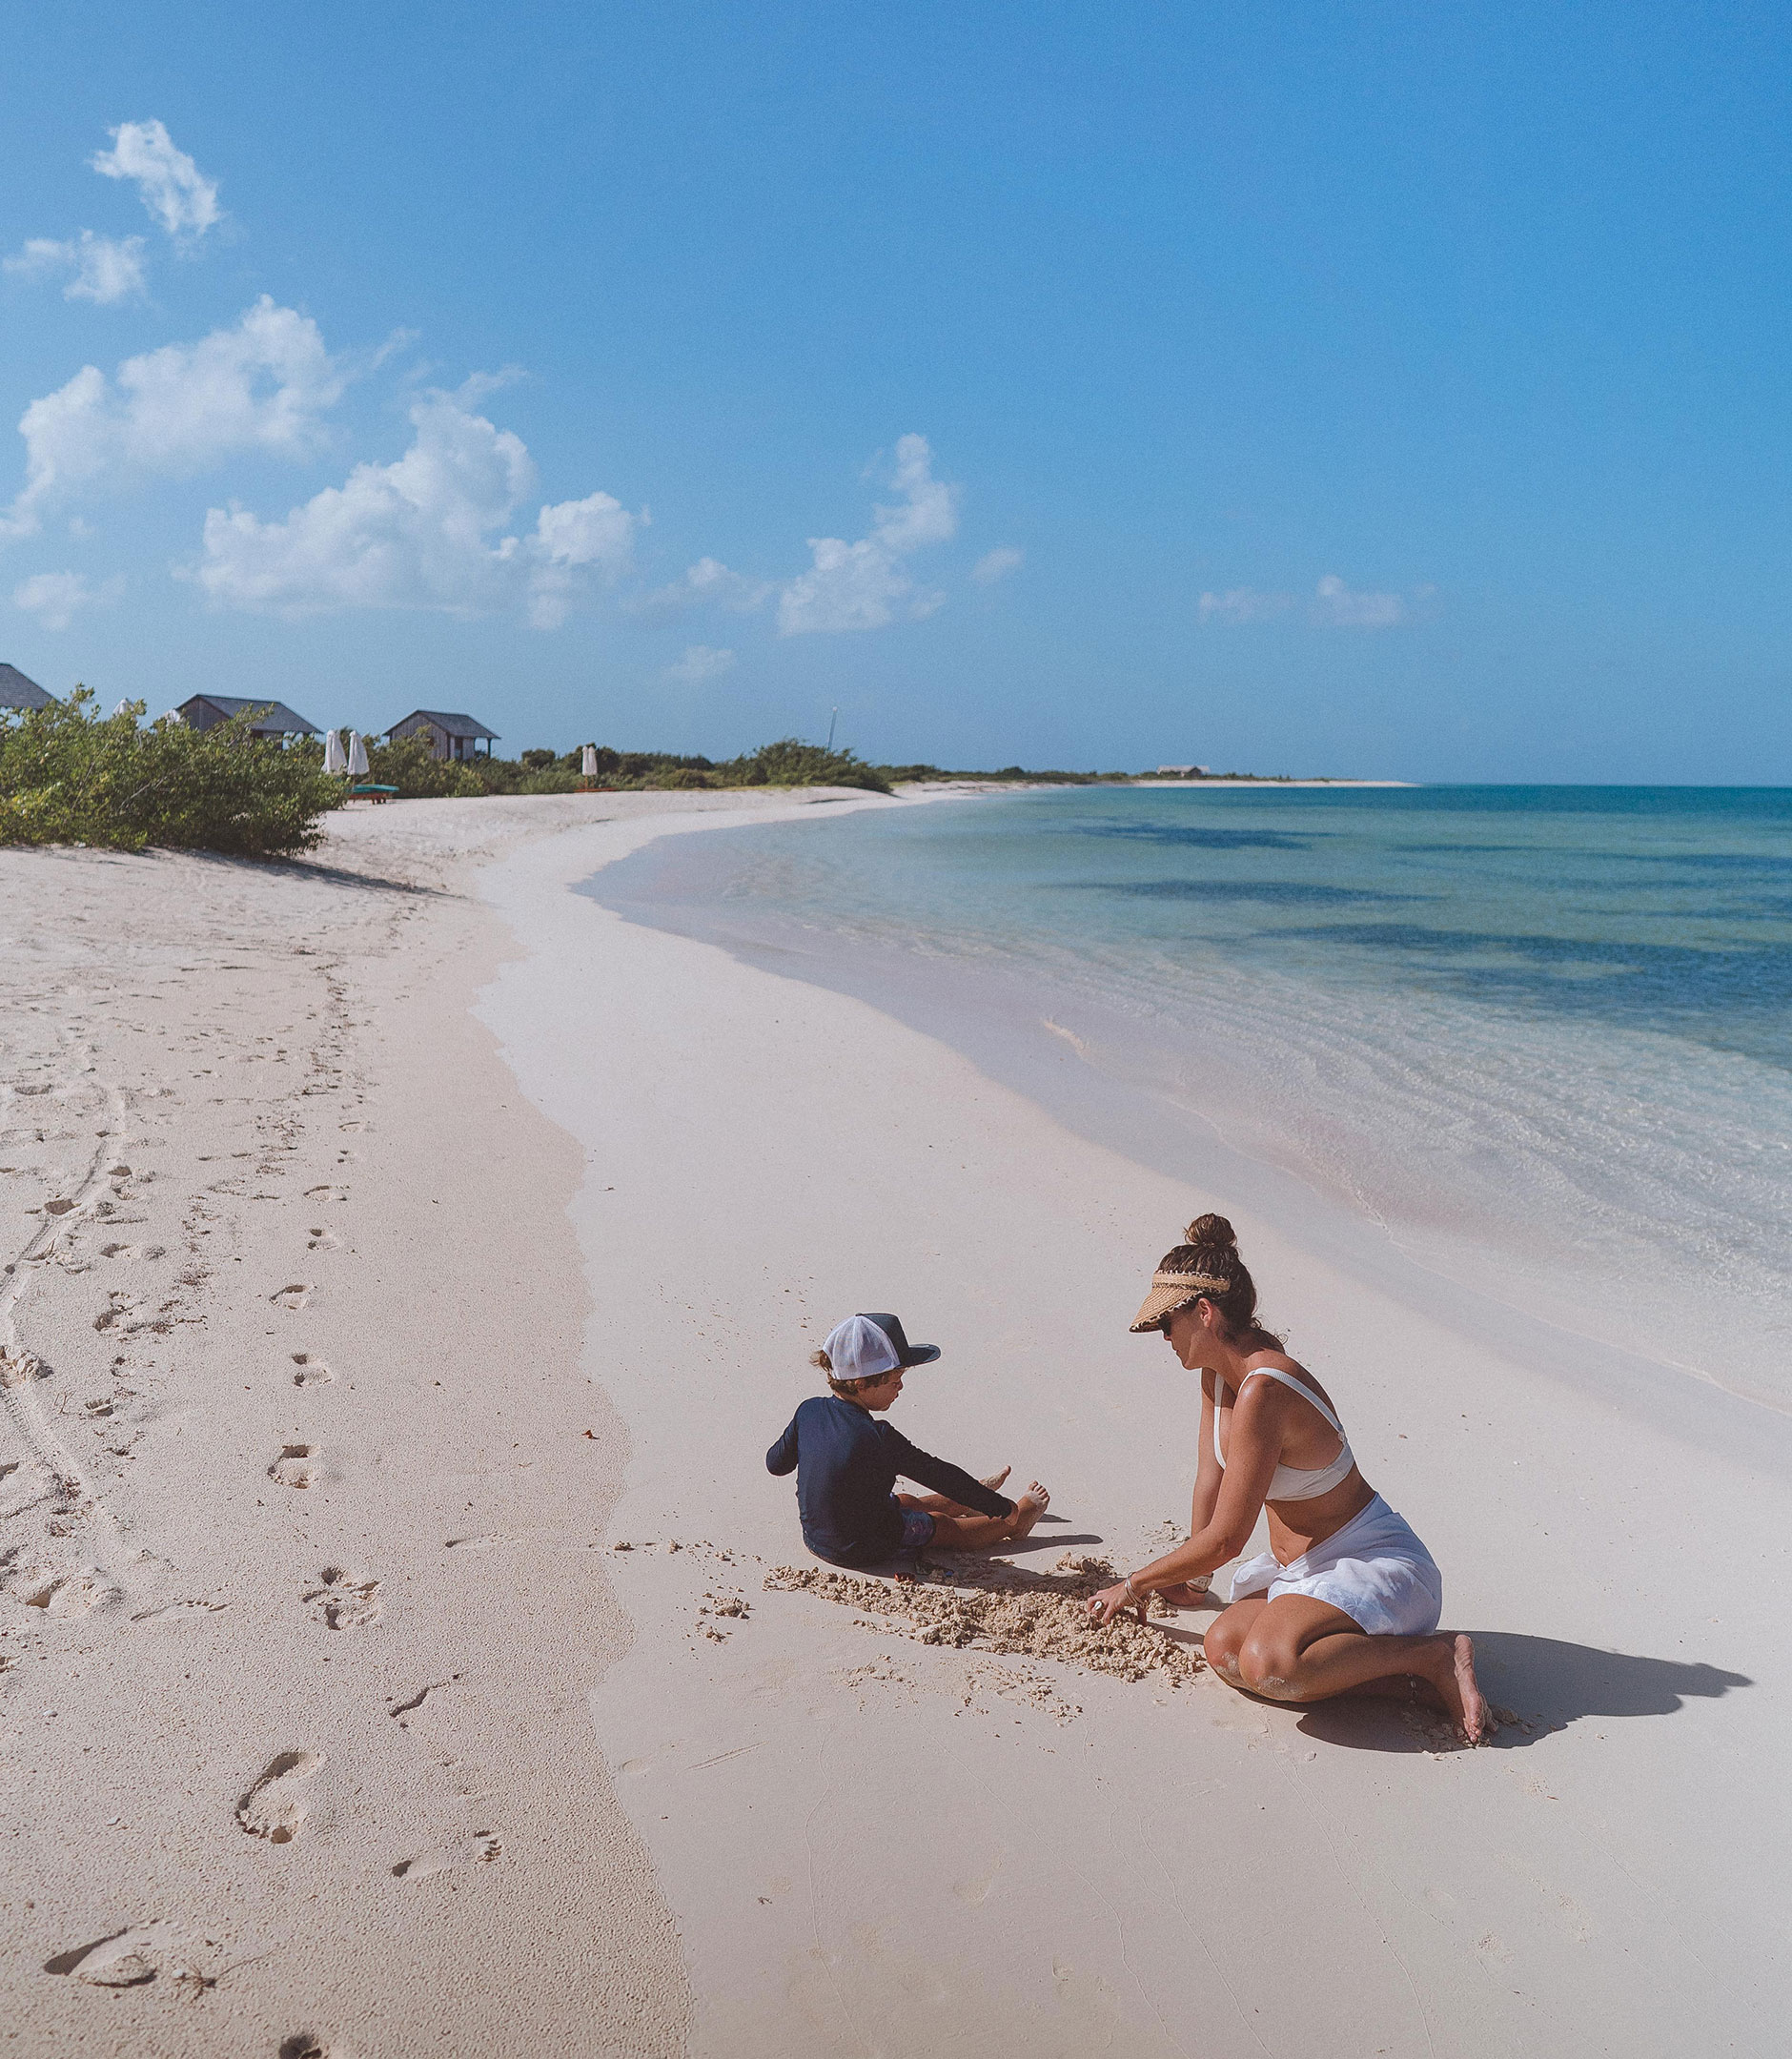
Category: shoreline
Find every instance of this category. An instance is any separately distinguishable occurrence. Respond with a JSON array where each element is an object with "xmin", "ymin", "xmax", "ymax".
[{"xmin": 587, "ymin": 791, "xmax": 1792, "ymax": 1448}]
